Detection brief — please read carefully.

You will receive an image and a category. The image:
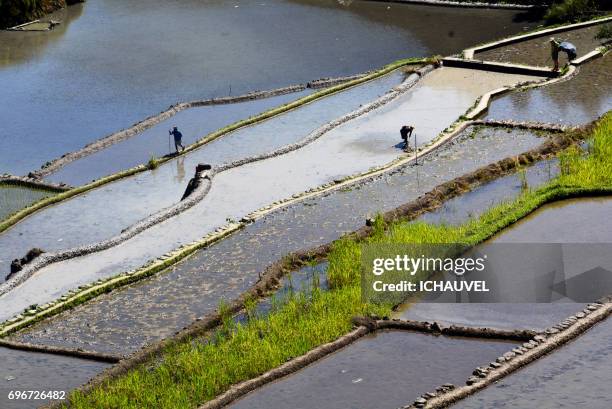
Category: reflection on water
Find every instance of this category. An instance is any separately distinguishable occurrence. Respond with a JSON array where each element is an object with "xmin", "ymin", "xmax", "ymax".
[
  {"xmin": 0, "ymin": 5, "xmax": 84, "ymax": 69},
  {"xmin": 485, "ymin": 55, "xmax": 611, "ymax": 125},
  {"xmin": 0, "ymin": 0, "xmax": 536, "ymax": 175}
]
